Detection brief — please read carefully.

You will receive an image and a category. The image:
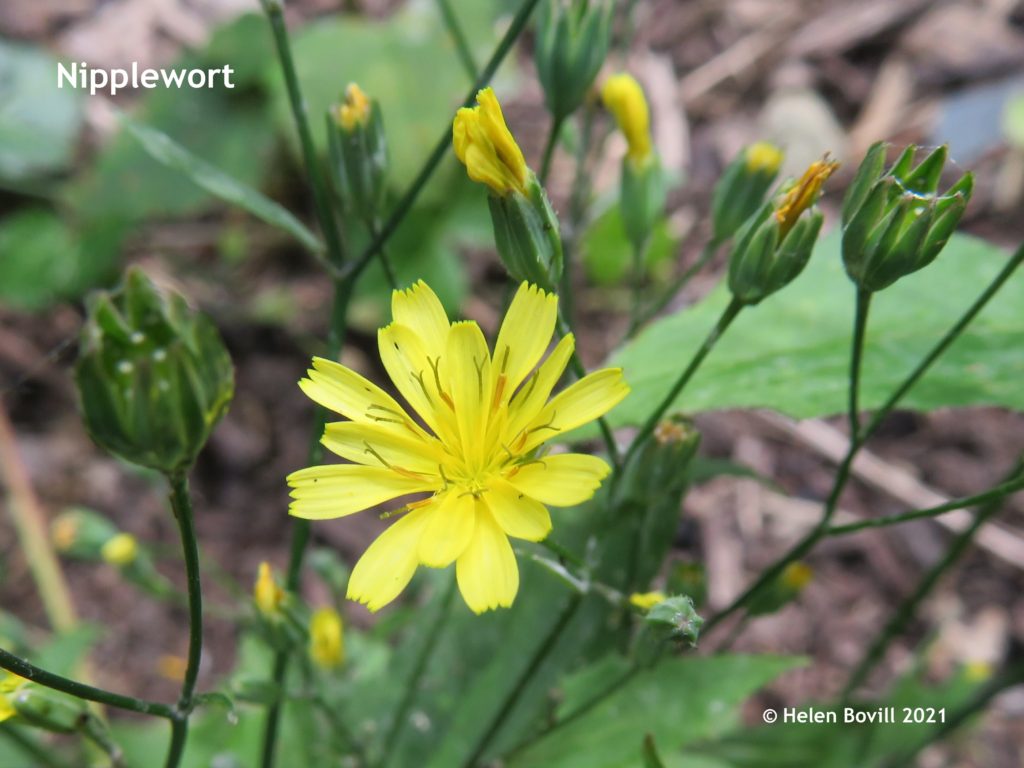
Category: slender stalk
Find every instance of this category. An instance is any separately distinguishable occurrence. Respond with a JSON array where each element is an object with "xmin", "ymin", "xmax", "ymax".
[
  {"xmin": 559, "ymin": 105, "xmax": 597, "ymax": 323},
  {"xmin": 706, "ymin": 244, "xmax": 1024, "ymax": 632},
  {"xmin": 367, "ymin": 219, "xmax": 399, "ymax": 290},
  {"xmin": 434, "ymin": 0, "xmax": 479, "ymax": 81},
  {"xmin": 627, "ymin": 239, "xmax": 649, "ymax": 335},
  {"xmin": 621, "ymin": 297, "xmax": 744, "ymax": 471},
  {"xmin": 381, "ymin": 575, "xmax": 458, "ymax": 767},
  {"xmin": 842, "ymin": 459, "xmax": 1024, "ymax": 699},
  {"xmin": 461, "ymin": 595, "xmax": 583, "ymax": 768},
  {"xmin": 539, "ymin": 115, "xmax": 564, "ymax": 187},
  {"xmin": 847, "ymin": 289, "xmax": 872, "ymax": 437},
  {"xmin": 827, "ymin": 477, "xmax": 1024, "ymax": 536},
  {"xmin": 353, "ymin": 0, "xmax": 544, "ymax": 271},
  {"xmin": 628, "ymin": 238, "xmax": 721, "ymax": 336},
  {"xmin": 163, "ymin": 473, "xmax": 204, "ymax": 768},
  {"xmin": 0, "ymin": 647, "xmax": 174, "ymax": 719},
  {"xmin": 260, "ymin": 0, "xmax": 345, "ymax": 269}
]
